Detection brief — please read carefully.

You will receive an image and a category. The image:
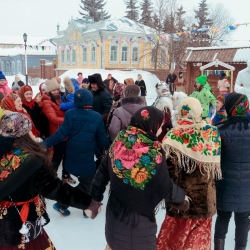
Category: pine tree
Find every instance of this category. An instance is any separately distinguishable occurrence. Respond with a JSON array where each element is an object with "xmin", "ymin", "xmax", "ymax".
[
  {"xmin": 124, "ymin": 0, "xmax": 139, "ymax": 22},
  {"xmin": 79, "ymin": 0, "xmax": 111, "ymax": 22},
  {"xmin": 194, "ymin": 0, "xmax": 212, "ymax": 28},
  {"xmin": 176, "ymin": 6, "xmax": 186, "ymax": 32},
  {"xmin": 139, "ymin": 0, "xmax": 153, "ymax": 27}
]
